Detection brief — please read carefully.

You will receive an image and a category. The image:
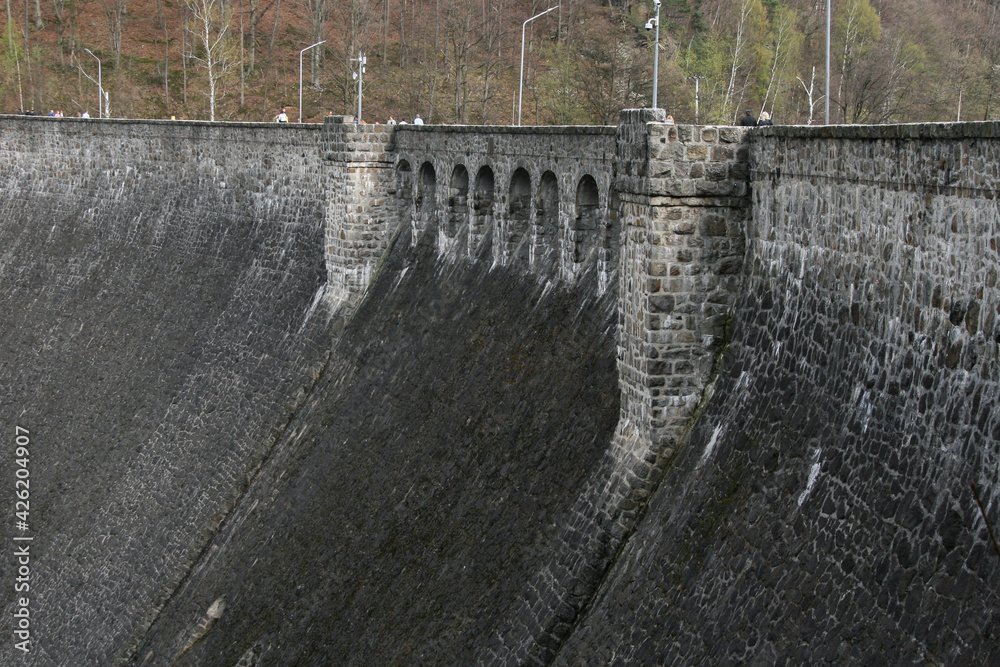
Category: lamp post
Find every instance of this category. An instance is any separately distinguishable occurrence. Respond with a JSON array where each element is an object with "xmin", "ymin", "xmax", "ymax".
[
  {"xmin": 84, "ymin": 48, "xmax": 102, "ymax": 119},
  {"xmin": 688, "ymin": 75, "xmax": 704, "ymax": 124},
  {"xmin": 647, "ymin": 0, "xmax": 662, "ymax": 108},
  {"xmin": 824, "ymin": 0, "xmax": 831, "ymax": 124},
  {"xmin": 351, "ymin": 51, "xmax": 367, "ymax": 122},
  {"xmin": 299, "ymin": 40, "xmax": 326, "ymax": 123},
  {"xmin": 518, "ymin": 6, "xmax": 557, "ymax": 126}
]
